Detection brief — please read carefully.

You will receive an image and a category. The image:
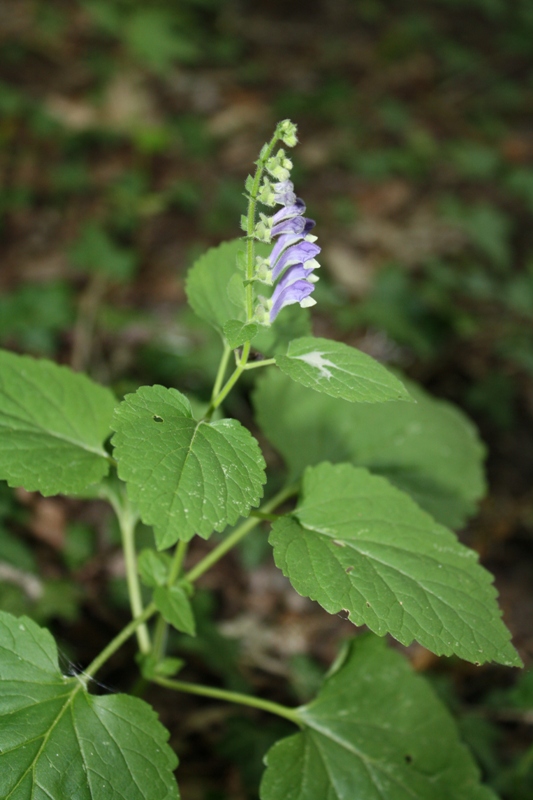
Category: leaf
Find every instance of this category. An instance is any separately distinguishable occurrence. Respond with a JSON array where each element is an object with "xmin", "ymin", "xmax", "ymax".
[
  {"xmin": 275, "ymin": 337, "xmax": 411, "ymax": 404},
  {"xmin": 154, "ymin": 585, "xmax": 196, "ymax": 636},
  {"xmin": 138, "ymin": 653, "xmax": 185, "ymax": 680},
  {"xmin": 0, "ymin": 349, "xmax": 116, "ymax": 496},
  {"xmin": 185, "ymin": 239, "xmax": 307, "ymax": 355},
  {"xmin": 185, "ymin": 240, "xmax": 247, "ymax": 336},
  {"xmin": 223, "ymin": 319, "xmax": 259, "ymax": 349},
  {"xmin": 138, "ymin": 549, "xmax": 171, "ymax": 587},
  {"xmin": 253, "ymin": 370, "xmax": 485, "ymax": 527},
  {"xmin": 111, "ymin": 385, "xmax": 266, "ymax": 548},
  {"xmin": 261, "ymin": 634, "xmax": 498, "ymax": 800},
  {"xmin": 0, "ymin": 611, "xmax": 180, "ymax": 800},
  {"xmin": 270, "ymin": 463, "xmax": 520, "ymax": 666}
]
